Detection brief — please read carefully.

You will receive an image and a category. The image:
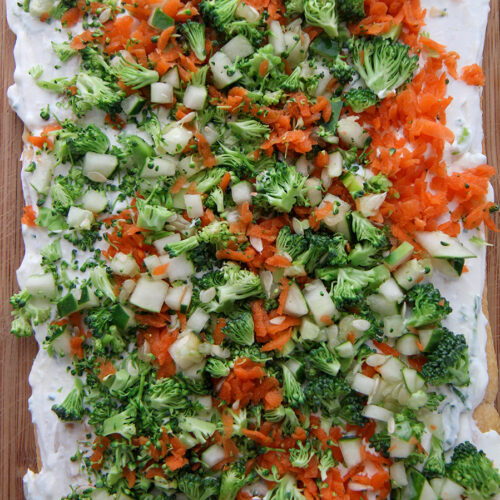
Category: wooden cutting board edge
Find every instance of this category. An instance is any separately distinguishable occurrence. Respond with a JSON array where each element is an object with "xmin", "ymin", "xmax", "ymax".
[{"xmin": 0, "ymin": 3, "xmax": 499, "ymax": 499}]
